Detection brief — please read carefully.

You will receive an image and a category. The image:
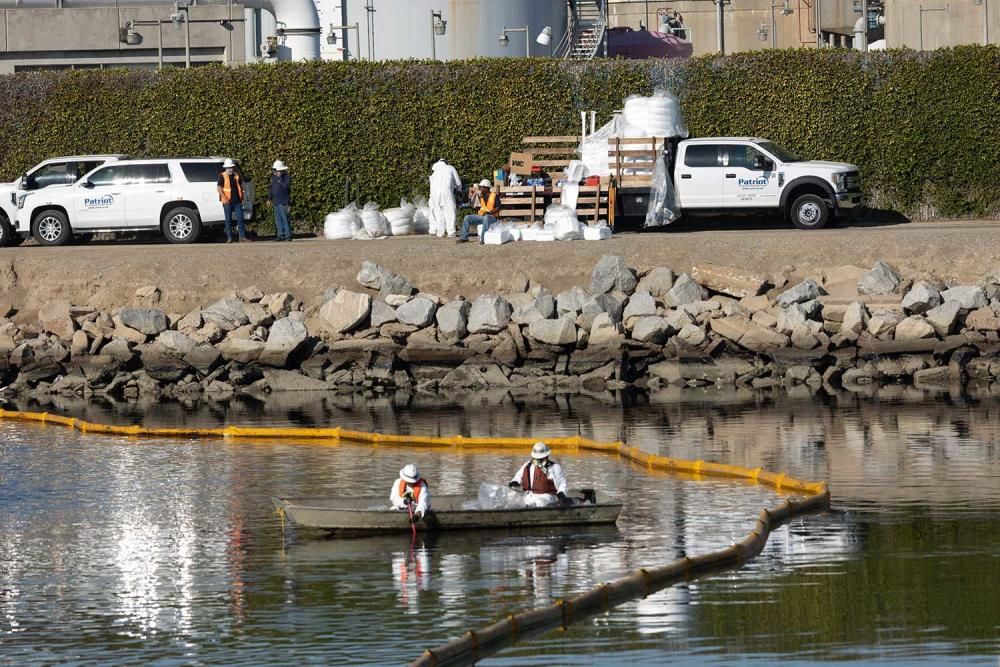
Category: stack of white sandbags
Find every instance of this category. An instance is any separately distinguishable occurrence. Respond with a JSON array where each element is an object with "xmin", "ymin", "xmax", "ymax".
[
  {"xmin": 383, "ymin": 200, "xmax": 416, "ymax": 236},
  {"xmin": 543, "ymin": 204, "xmax": 584, "ymax": 241},
  {"xmin": 323, "ymin": 203, "xmax": 362, "ymax": 240},
  {"xmin": 360, "ymin": 202, "xmax": 390, "ymax": 237},
  {"xmin": 623, "ymin": 90, "xmax": 687, "ymax": 138}
]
